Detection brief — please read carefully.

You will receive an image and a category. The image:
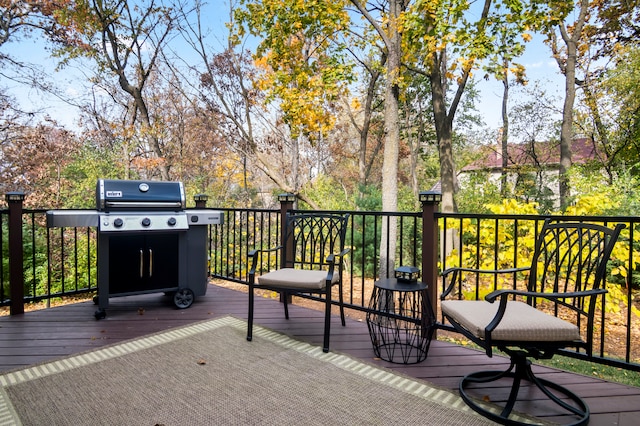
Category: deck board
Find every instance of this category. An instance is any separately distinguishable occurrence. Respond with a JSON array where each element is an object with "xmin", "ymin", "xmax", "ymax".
[{"xmin": 1, "ymin": 282, "xmax": 639, "ymax": 425}]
